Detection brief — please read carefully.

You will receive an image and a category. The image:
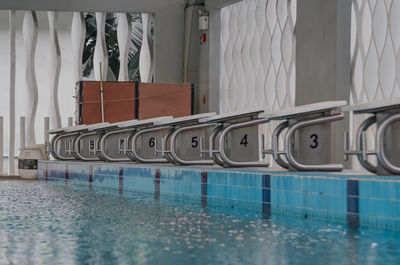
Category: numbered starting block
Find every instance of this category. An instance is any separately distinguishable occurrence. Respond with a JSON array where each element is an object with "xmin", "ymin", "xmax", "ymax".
[
  {"xmin": 152, "ymin": 113, "xmax": 216, "ymax": 165},
  {"xmin": 125, "ymin": 117, "xmax": 173, "ymax": 163},
  {"xmin": 48, "ymin": 125, "xmax": 88, "ymax": 160},
  {"xmin": 70, "ymin": 123, "xmax": 109, "ymax": 161},
  {"xmin": 344, "ymin": 98, "xmax": 400, "ymax": 175},
  {"xmin": 192, "ymin": 108, "xmax": 269, "ymax": 167},
  {"xmin": 261, "ymin": 101, "xmax": 347, "ymax": 171},
  {"xmin": 92, "ymin": 120, "xmax": 138, "ymax": 162}
]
